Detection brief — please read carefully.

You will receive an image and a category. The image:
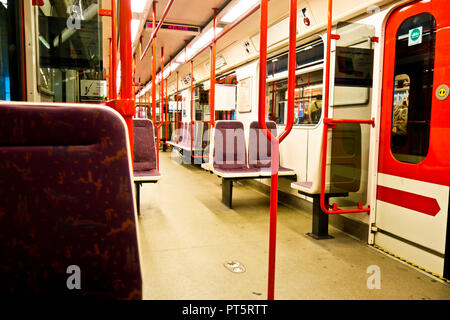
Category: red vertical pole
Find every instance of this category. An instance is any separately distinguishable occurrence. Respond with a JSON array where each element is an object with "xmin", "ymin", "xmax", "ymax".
[
  {"xmin": 165, "ymin": 78, "xmax": 168, "ymax": 141},
  {"xmin": 258, "ymin": 0, "xmax": 269, "ymax": 130},
  {"xmin": 111, "ymin": 0, "xmax": 117, "ymax": 99},
  {"xmin": 279, "ymin": 0, "xmax": 296, "ymax": 142},
  {"xmin": 109, "ymin": 38, "xmax": 113, "ymax": 99},
  {"xmin": 209, "ymin": 8, "xmax": 217, "ymax": 127},
  {"xmin": 119, "ymin": 0, "xmax": 134, "ymax": 161},
  {"xmin": 151, "ymin": 2, "xmax": 157, "ymax": 125},
  {"xmin": 139, "ymin": 85, "xmax": 142, "ymax": 118},
  {"xmin": 161, "ymin": 47, "xmax": 164, "ymax": 127},
  {"xmin": 155, "ymin": 47, "xmax": 164, "ymax": 170},
  {"xmin": 176, "ymin": 71, "xmax": 179, "ymax": 144},
  {"xmin": 190, "ymin": 60, "xmax": 194, "ymax": 153},
  {"xmin": 320, "ymin": 0, "xmax": 333, "ymax": 214},
  {"xmin": 257, "ymin": 0, "xmax": 297, "ymax": 301}
]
